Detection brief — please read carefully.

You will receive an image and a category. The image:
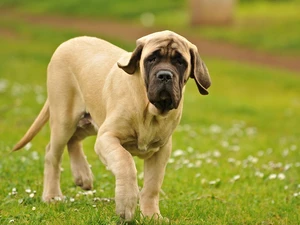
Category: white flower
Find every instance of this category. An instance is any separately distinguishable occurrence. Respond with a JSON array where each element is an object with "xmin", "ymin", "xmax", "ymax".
[
  {"xmin": 209, "ymin": 124, "xmax": 222, "ymax": 134},
  {"xmin": 278, "ymin": 173, "xmax": 286, "ymax": 180},
  {"xmin": 228, "ymin": 158, "xmax": 236, "ymax": 163},
  {"xmin": 269, "ymin": 174, "xmax": 277, "ymax": 180},
  {"xmin": 255, "ymin": 171, "xmax": 264, "ymax": 178},
  {"xmin": 290, "ymin": 145, "xmax": 297, "ymax": 151},
  {"xmin": 187, "ymin": 163, "xmax": 194, "ymax": 168},
  {"xmin": 138, "ymin": 172, "xmax": 144, "ymax": 180},
  {"xmin": 25, "ymin": 188, "xmax": 31, "ymax": 193},
  {"xmin": 257, "ymin": 151, "xmax": 264, "ymax": 157},
  {"xmin": 233, "ymin": 175, "xmax": 240, "ymax": 181},
  {"xmin": 284, "ymin": 164, "xmax": 292, "ymax": 171},
  {"xmin": 209, "ymin": 178, "xmax": 220, "ymax": 185},
  {"xmin": 0, "ymin": 79, "xmax": 8, "ymax": 93},
  {"xmin": 221, "ymin": 140, "xmax": 229, "ymax": 148},
  {"xmin": 83, "ymin": 190, "xmax": 94, "ymax": 196},
  {"xmin": 54, "ymin": 196, "xmax": 62, "ymax": 201},
  {"xmin": 183, "ymin": 159, "xmax": 190, "ymax": 165},
  {"xmin": 32, "ymin": 207, "xmax": 36, "ymax": 211},
  {"xmin": 168, "ymin": 158, "xmax": 175, "ymax": 164},
  {"xmin": 31, "ymin": 151, "xmax": 39, "ymax": 160},
  {"xmin": 173, "ymin": 149, "xmax": 185, "ymax": 157},
  {"xmin": 230, "ymin": 145, "xmax": 240, "ymax": 152},
  {"xmin": 213, "ymin": 150, "xmax": 221, "ymax": 158},
  {"xmin": 247, "ymin": 155, "xmax": 258, "ymax": 164},
  {"xmin": 29, "ymin": 193, "xmax": 34, "ymax": 198},
  {"xmin": 11, "ymin": 188, "xmax": 17, "ymax": 195},
  {"xmin": 246, "ymin": 127, "xmax": 257, "ymax": 136},
  {"xmin": 195, "ymin": 173, "xmax": 201, "ymax": 178},
  {"xmin": 24, "ymin": 143, "xmax": 32, "ymax": 151},
  {"xmin": 70, "ymin": 198, "xmax": 75, "ymax": 202},
  {"xmin": 209, "ymin": 180, "xmax": 217, "ymax": 185},
  {"xmin": 206, "ymin": 158, "xmax": 212, "ymax": 164},
  {"xmin": 21, "ymin": 156, "xmax": 27, "ymax": 162},
  {"xmin": 282, "ymin": 149, "xmax": 289, "ymax": 157},
  {"xmin": 201, "ymin": 178, "xmax": 207, "ymax": 184},
  {"xmin": 195, "ymin": 160, "xmax": 202, "ymax": 167},
  {"xmin": 187, "ymin": 147, "xmax": 194, "ymax": 153}
]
